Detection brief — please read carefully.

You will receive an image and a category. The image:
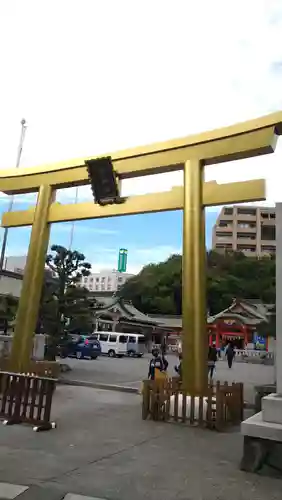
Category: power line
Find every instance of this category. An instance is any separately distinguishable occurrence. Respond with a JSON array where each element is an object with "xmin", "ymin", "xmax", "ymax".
[
  {"xmin": 0, "ymin": 119, "xmax": 27, "ymax": 271},
  {"xmin": 68, "ymin": 187, "xmax": 79, "ymax": 250}
]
